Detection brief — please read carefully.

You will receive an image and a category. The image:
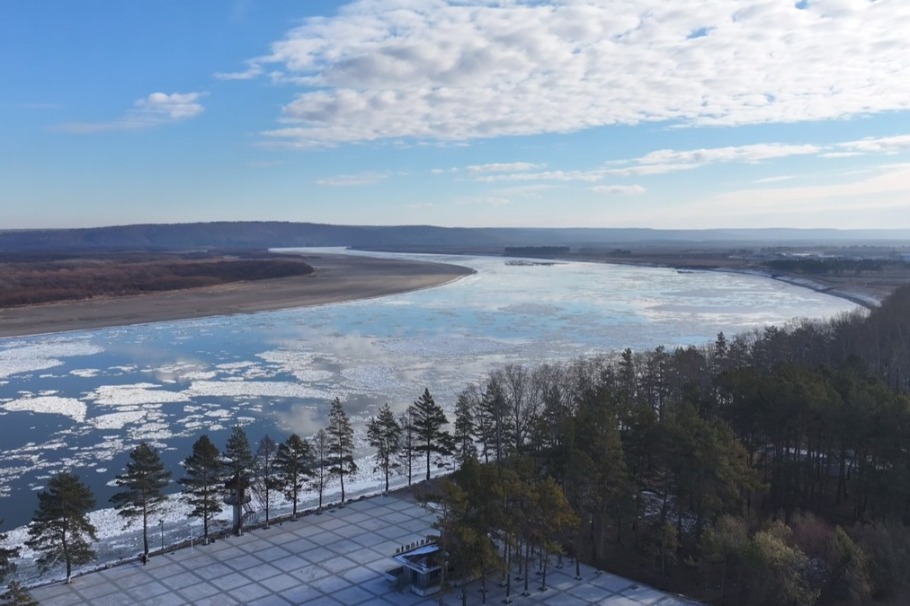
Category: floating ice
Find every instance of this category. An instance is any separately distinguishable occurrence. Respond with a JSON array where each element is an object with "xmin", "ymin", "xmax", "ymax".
[
  {"xmin": 1, "ymin": 395, "xmax": 87, "ymax": 423},
  {"xmin": 90, "ymin": 411, "xmax": 148, "ymax": 430},
  {"xmin": 186, "ymin": 380, "xmax": 333, "ymax": 400},
  {"xmin": 87, "ymin": 383, "xmax": 191, "ymax": 406},
  {"xmin": 70, "ymin": 368, "xmax": 100, "ymax": 378},
  {"xmin": 0, "ymin": 339, "xmax": 103, "ymax": 379}
]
